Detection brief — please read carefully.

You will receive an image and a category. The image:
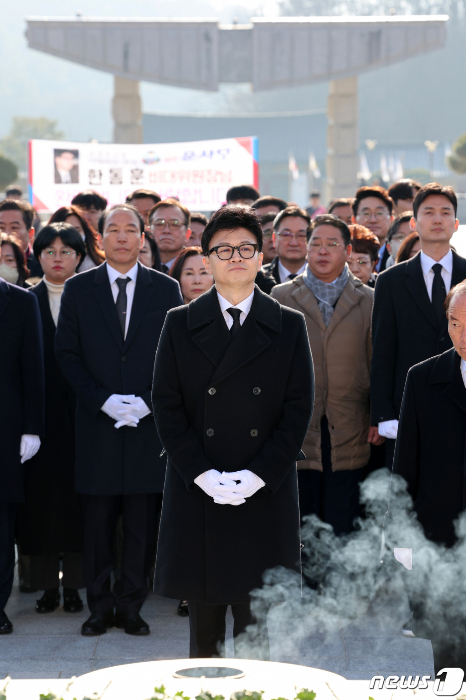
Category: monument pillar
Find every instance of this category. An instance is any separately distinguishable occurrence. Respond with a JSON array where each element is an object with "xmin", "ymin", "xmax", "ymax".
[
  {"xmin": 325, "ymin": 76, "xmax": 359, "ymax": 202},
  {"xmin": 112, "ymin": 76, "xmax": 143, "ymax": 144}
]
